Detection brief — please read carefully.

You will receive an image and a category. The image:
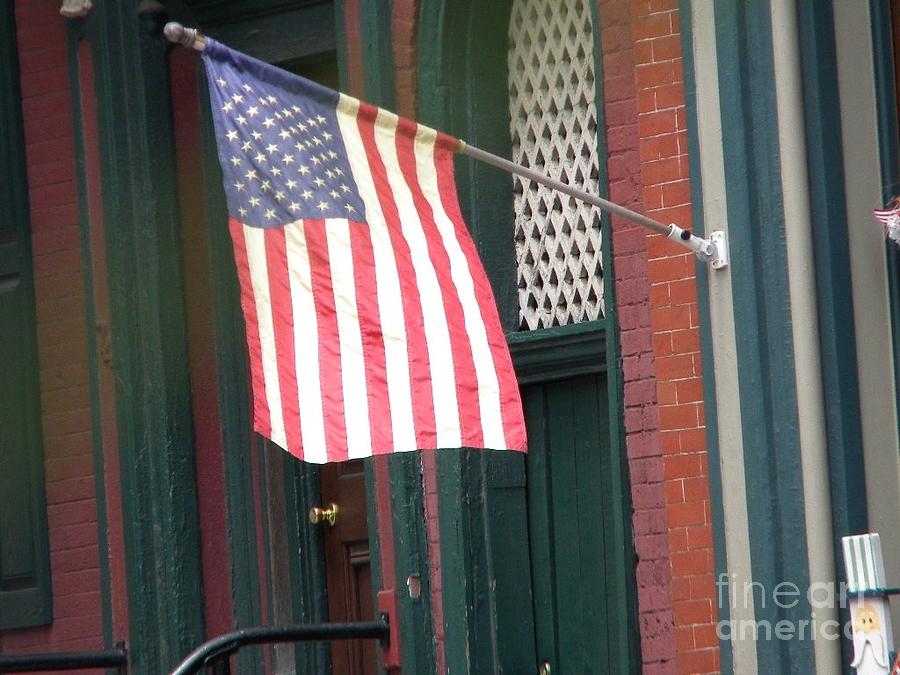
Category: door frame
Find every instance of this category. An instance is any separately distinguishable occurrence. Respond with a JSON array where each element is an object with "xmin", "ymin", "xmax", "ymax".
[{"xmin": 416, "ymin": 0, "xmax": 639, "ymax": 671}]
